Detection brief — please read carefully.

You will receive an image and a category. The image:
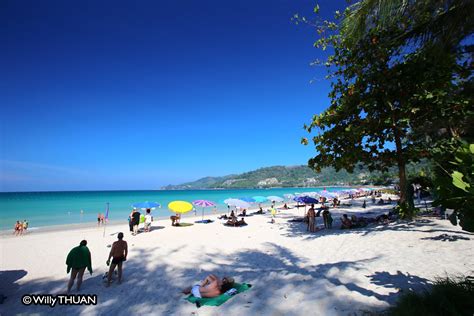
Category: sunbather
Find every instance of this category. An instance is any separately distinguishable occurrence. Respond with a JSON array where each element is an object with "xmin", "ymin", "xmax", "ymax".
[
  {"xmin": 225, "ymin": 218, "xmax": 247, "ymax": 227},
  {"xmin": 182, "ymin": 275, "xmax": 235, "ymax": 298},
  {"xmin": 238, "ymin": 209, "xmax": 247, "ymax": 217},
  {"xmin": 340, "ymin": 214, "xmax": 352, "ymax": 229}
]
